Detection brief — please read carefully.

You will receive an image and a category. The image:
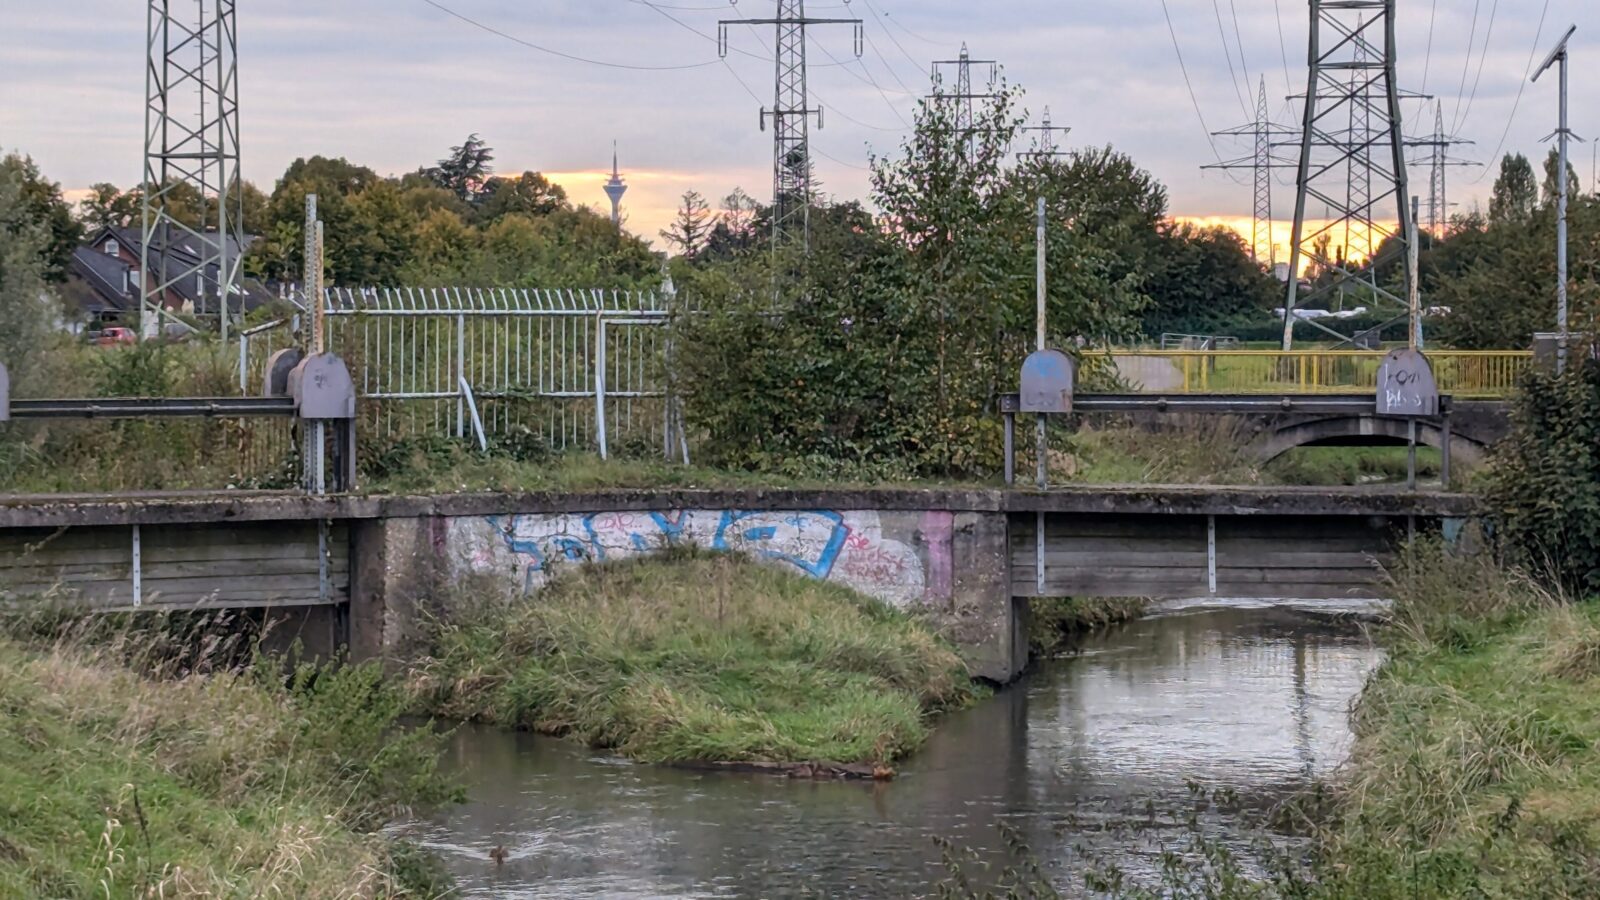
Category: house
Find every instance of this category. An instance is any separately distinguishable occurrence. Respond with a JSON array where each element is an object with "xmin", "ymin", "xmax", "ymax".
[{"xmin": 65, "ymin": 225, "xmax": 275, "ymax": 325}]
